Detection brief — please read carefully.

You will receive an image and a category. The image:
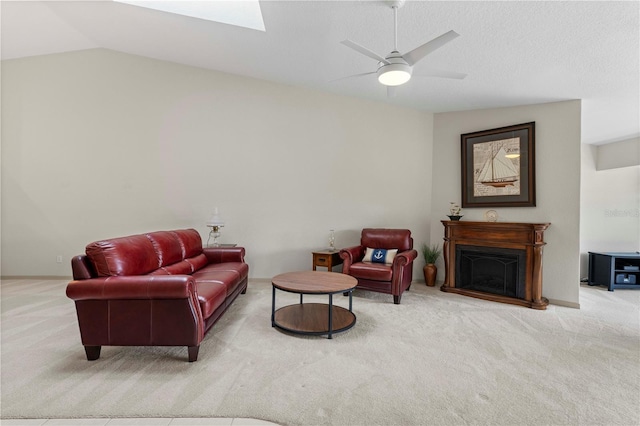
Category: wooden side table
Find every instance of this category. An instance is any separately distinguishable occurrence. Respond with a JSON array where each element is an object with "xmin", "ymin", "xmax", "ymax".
[{"xmin": 312, "ymin": 250, "xmax": 343, "ymax": 272}]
